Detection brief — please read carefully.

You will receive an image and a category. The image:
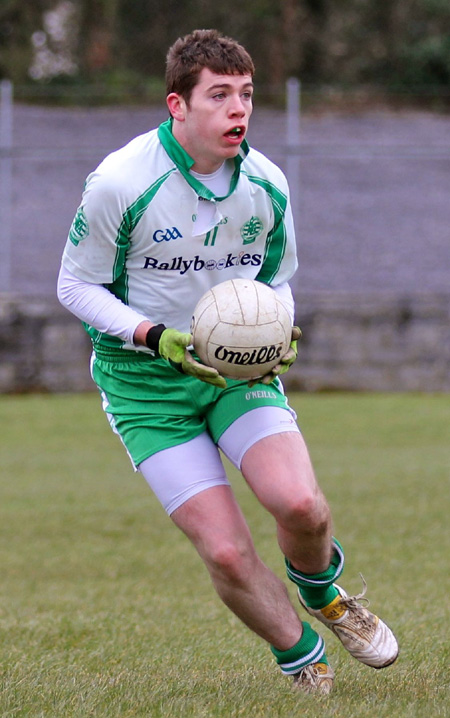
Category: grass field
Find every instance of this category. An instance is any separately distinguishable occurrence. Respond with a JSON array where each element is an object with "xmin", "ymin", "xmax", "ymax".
[{"xmin": 0, "ymin": 392, "xmax": 448, "ymax": 717}]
